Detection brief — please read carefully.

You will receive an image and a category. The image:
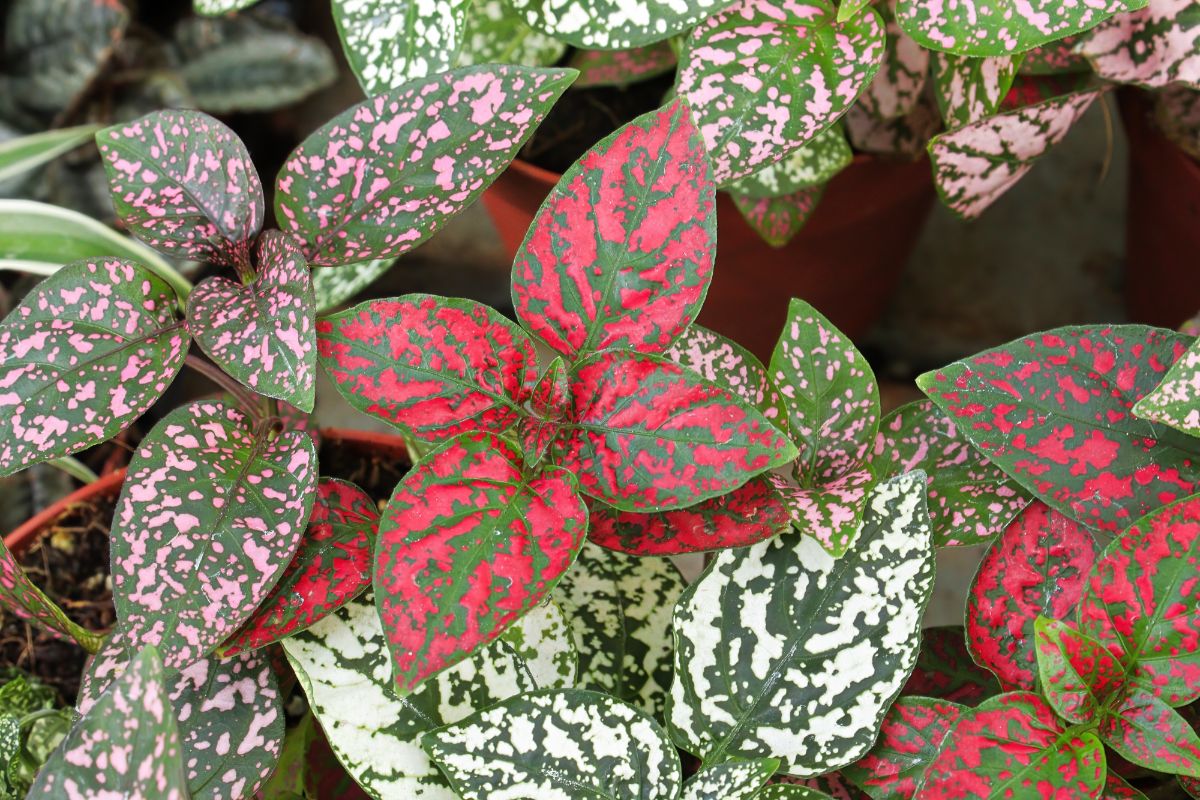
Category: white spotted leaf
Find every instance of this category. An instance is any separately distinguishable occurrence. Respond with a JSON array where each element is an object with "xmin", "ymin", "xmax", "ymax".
[
  {"xmin": 195, "ymin": 0, "xmax": 260, "ymax": 14},
  {"xmin": 282, "ymin": 595, "xmax": 535, "ymax": 800},
  {"xmin": 187, "ymin": 231, "xmax": 317, "ymax": 410},
  {"xmin": 506, "ymin": 0, "xmax": 740, "ymax": 49},
  {"xmin": 457, "ymin": 0, "xmax": 566, "ymax": 68},
  {"xmin": 895, "ymin": 0, "xmax": 1147, "ymax": 56},
  {"xmin": 677, "ymin": 0, "xmax": 886, "ymax": 183},
  {"xmin": 313, "ymin": 258, "xmax": 398, "ymax": 314},
  {"xmin": 1079, "ymin": 0, "xmax": 1200, "ymax": 88},
  {"xmin": 727, "ymin": 128, "xmax": 852, "ymax": 198},
  {"xmin": 667, "ymin": 472, "xmax": 935, "ymax": 775},
  {"xmin": 1135, "ymin": 335, "xmax": 1200, "ymax": 436},
  {"xmin": 333, "ymin": 0, "xmax": 472, "ymax": 94},
  {"xmin": 423, "ymin": 689, "xmax": 682, "ymax": 799},
  {"xmin": 111, "ymin": 400, "xmax": 317, "ymax": 670},
  {"xmin": 932, "ymin": 53, "xmax": 1022, "ymax": 127},
  {"xmin": 0, "ymin": 257, "xmax": 187, "ymax": 478},
  {"xmin": 499, "ymin": 599, "xmax": 578, "ymax": 689},
  {"xmin": 681, "ymin": 759, "xmax": 779, "ymax": 800},
  {"xmin": 553, "ymin": 542, "xmax": 685, "ymax": 719}
]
